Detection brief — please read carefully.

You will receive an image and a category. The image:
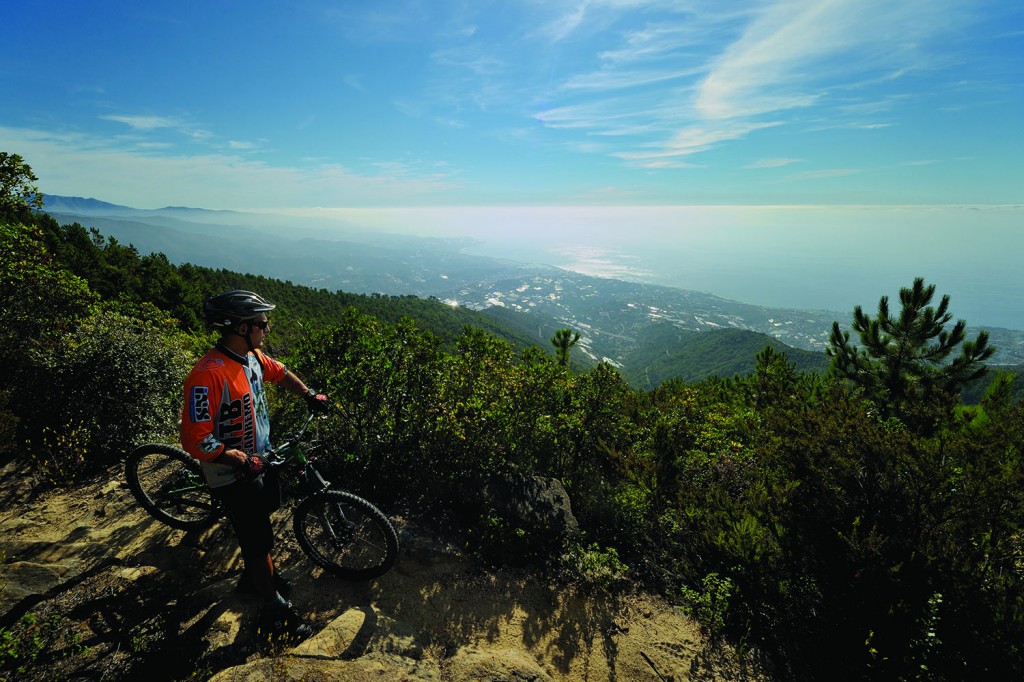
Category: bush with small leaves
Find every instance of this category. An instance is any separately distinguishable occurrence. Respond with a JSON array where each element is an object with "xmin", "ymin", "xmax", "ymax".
[
  {"xmin": 679, "ymin": 572, "xmax": 734, "ymax": 639},
  {"xmin": 18, "ymin": 307, "xmax": 193, "ymax": 477},
  {"xmin": 561, "ymin": 542, "xmax": 629, "ymax": 593}
]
